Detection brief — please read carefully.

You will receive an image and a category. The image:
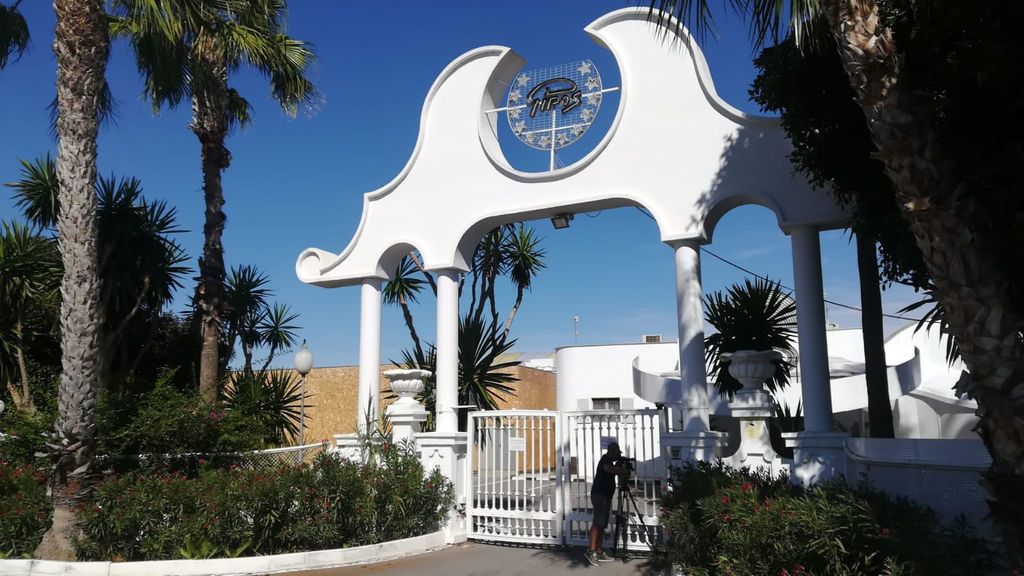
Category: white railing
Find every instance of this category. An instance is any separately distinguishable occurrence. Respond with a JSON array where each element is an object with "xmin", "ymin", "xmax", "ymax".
[
  {"xmin": 845, "ymin": 438, "xmax": 990, "ymax": 524},
  {"xmin": 466, "ymin": 410, "xmax": 562, "ymax": 545}
]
